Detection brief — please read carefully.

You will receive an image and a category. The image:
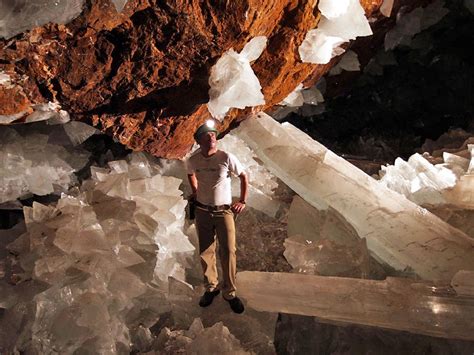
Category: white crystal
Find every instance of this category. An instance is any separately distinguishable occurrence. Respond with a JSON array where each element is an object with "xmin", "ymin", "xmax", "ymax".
[
  {"xmin": 298, "ymin": 29, "xmax": 346, "ymax": 64},
  {"xmin": 318, "ymin": 0, "xmax": 373, "ymax": 41},
  {"xmin": 207, "ymin": 36, "xmax": 267, "ymax": 120},
  {"xmin": 234, "ymin": 113, "xmax": 474, "ymax": 281},
  {"xmin": 318, "ymin": 0, "xmax": 351, "ymax": 19}
]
